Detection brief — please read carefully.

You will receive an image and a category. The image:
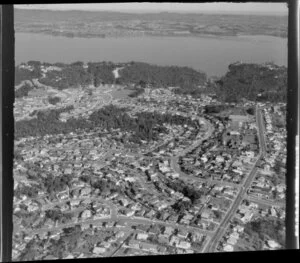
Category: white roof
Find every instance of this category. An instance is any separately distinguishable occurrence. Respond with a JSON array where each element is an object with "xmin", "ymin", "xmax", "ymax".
[
  {"xmin": 223, "ymin": 244, "xmax": 234, "ymax": 252},
  {"xmin": 267, "ymin": 240, "xmax": 280, "ymax": 248}
]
